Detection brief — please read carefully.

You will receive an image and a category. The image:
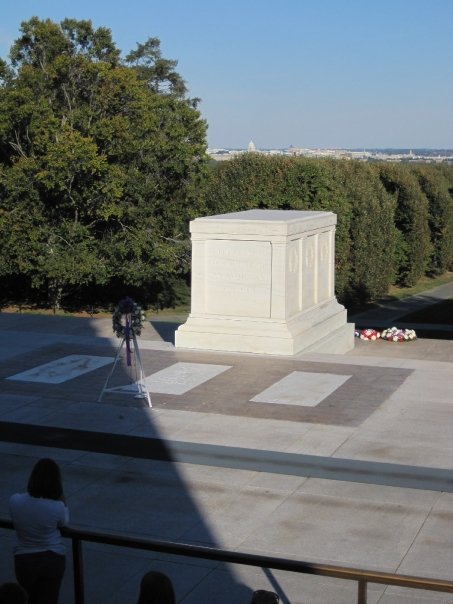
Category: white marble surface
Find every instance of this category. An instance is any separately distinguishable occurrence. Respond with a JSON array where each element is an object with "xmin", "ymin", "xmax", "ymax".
[
  {"xmin": 108, "ymin": 362, "xmax": 231, "ymax": 396},
  {"xmin": 189, "ymin": 209, "xmax": 337, "ymax": 236},
  {"xmin": 251, "ymin": 371, "xmax": 351, "ymax": 407},
  {"xmin": 176, "ymin": 210, "xmax": 354, "ymax": 355},
  {"xmin": 7, "ymin": 355, "xmax": 114, "ymax": 384},
  {"xmin": 205, "ymin": 239, "xmax": 272, "ymax": 317}
]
